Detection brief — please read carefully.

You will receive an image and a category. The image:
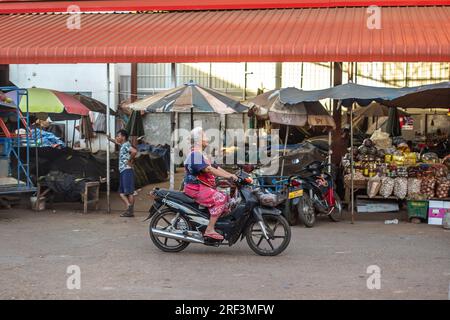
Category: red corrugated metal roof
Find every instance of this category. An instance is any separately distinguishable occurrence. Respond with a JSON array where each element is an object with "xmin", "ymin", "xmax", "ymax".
[
  {"xmin": 0, "ymin": 7, "xmax": 449, "ymax": 64},
  {"xmin": 0, "ymin": 0, "xmax": 449, "ymax": 13}
]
